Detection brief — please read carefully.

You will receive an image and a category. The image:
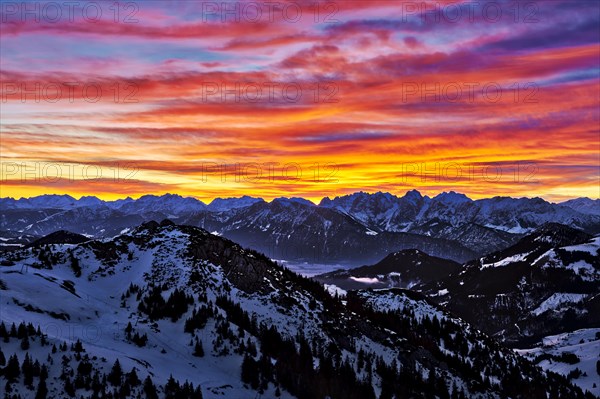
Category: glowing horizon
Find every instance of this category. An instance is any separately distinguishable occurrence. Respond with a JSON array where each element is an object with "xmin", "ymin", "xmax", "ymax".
[{"xmin": 1, "ymin": 1, "xmax": 599, "ymax": 203}]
